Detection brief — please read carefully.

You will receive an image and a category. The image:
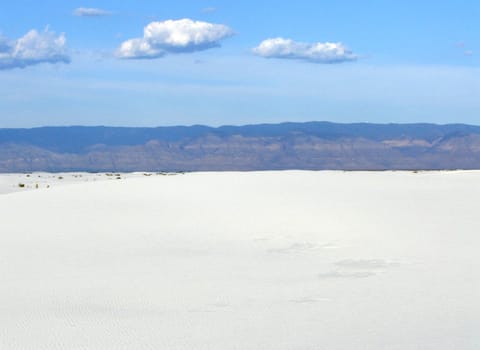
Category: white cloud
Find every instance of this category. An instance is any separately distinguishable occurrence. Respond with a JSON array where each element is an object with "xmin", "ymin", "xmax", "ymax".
[
  {"xmin": 0, "ymin": 29, "xmax": 70, "ymax": 70},
  {"xmin": 117, "ymin": 38, "xmax": 165, "ymax": 59},
  {"xmin": 252, "ymin": 37, "xmax": 357, "ymax": 63},
  {"xmin": 117, "ymin": 18, "xmax": 233, "ymax": 59},
  {"xmin": 74, "ymin": 7, "xmax": 111, "ymax": 17}
]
